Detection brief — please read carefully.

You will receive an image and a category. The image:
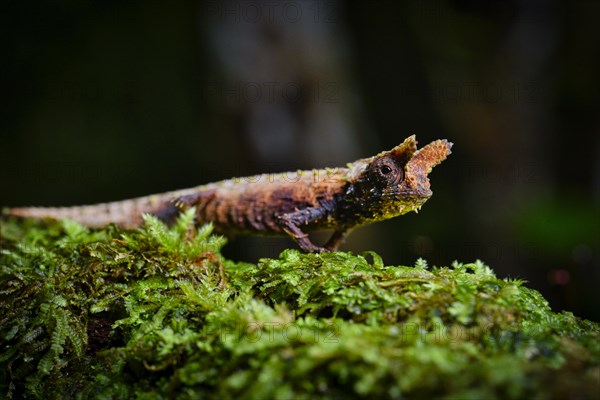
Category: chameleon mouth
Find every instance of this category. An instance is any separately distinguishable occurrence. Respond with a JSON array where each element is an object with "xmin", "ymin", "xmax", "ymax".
[{"xmin": 408, "ymin": 191, "xmax": 433, "ymax": 205}]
